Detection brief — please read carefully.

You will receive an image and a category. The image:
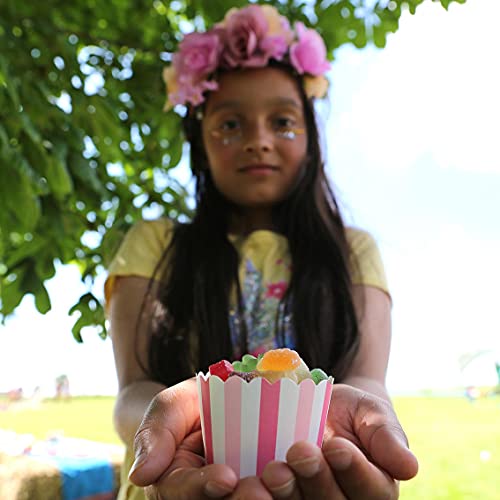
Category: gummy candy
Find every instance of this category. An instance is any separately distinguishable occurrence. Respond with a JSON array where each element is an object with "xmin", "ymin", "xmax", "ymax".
[
  {"xmin": 310, "ymin": 368, "xmax": 328, "ymax": 384},
  {"xmin": 241, "ymin": 354, "xmax": 258, "ymax": 371},
  {"xmin": 257, "ymin": 348, "xmax": 300, "ymax": 372},
  {"xmin": 232, "ymin": 361, "xmax": 245, "ymax": 372},
  {"xmin": 209, "ymin": 360, "xmax": 234, "ymax": 381},
  {"xmin": 209, "ymin": 349, "xmax": 329, "ymax": 384},
  {"xmin": 232, "ymin": 354, "xmax": 258, "ymax": 373},
  {"xmin": 255, "ymin": 348, "xmax": 311, "ymax": 384}
]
